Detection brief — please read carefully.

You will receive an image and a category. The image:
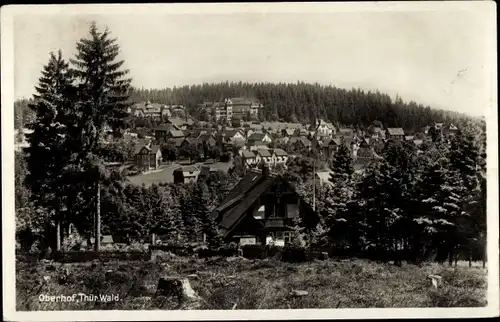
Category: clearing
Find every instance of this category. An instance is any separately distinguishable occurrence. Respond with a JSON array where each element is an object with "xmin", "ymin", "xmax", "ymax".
[{"xmin": 16, "ymin": 257, "xmax": 487, "ymax": 310}]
